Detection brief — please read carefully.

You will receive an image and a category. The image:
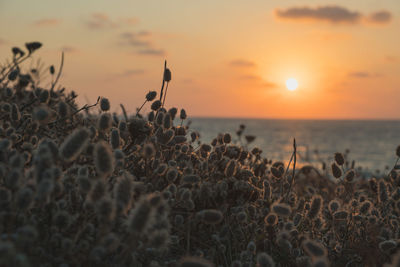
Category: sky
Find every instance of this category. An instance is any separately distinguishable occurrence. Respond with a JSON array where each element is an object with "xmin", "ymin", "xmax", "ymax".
[{"xmin": 0, "ymin": 0, "xmax": 399, "ymax": 119}]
